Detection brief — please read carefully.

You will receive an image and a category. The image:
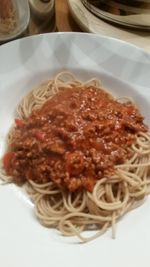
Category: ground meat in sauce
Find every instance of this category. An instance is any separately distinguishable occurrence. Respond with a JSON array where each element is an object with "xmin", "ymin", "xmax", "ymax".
[{"xmin": 4, "ymin": 86, "xmax": 148, "ymax": 192}]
